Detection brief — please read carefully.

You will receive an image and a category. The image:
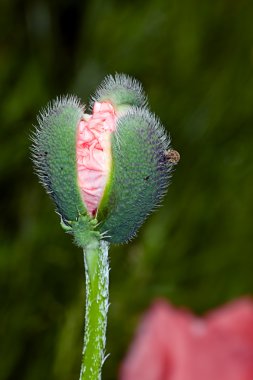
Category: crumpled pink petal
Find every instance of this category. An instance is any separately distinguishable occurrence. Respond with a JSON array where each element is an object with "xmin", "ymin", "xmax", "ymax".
[
  {"xmin": 76, "ymin": 101, "xmax": 116, "ymax": 216},
  {"xmin": 119, "ymin": 298, "xmax": 253, "ymax": 380}
]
